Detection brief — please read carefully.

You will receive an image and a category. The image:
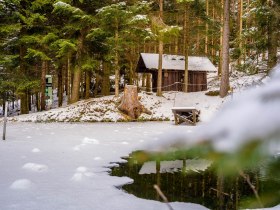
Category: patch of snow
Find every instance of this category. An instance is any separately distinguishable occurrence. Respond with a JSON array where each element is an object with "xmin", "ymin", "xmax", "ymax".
[
  {"xmin": 22, "ymin": 163, "xmax": 48, "ymax": 172},
  {"xmin": 31, "ymin": 148, "xmax": 40, "ymax": 153},
  {"xmin": 10, "ymin": 179, "xmax": 33, "ymax": 190}
]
